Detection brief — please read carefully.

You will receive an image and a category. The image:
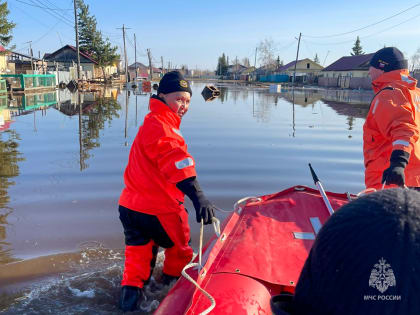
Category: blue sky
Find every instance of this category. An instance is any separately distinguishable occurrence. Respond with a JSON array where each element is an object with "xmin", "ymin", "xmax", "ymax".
[{"xmin": 7, "ymin": 0, "xmax": 420, "ymax": 70}]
